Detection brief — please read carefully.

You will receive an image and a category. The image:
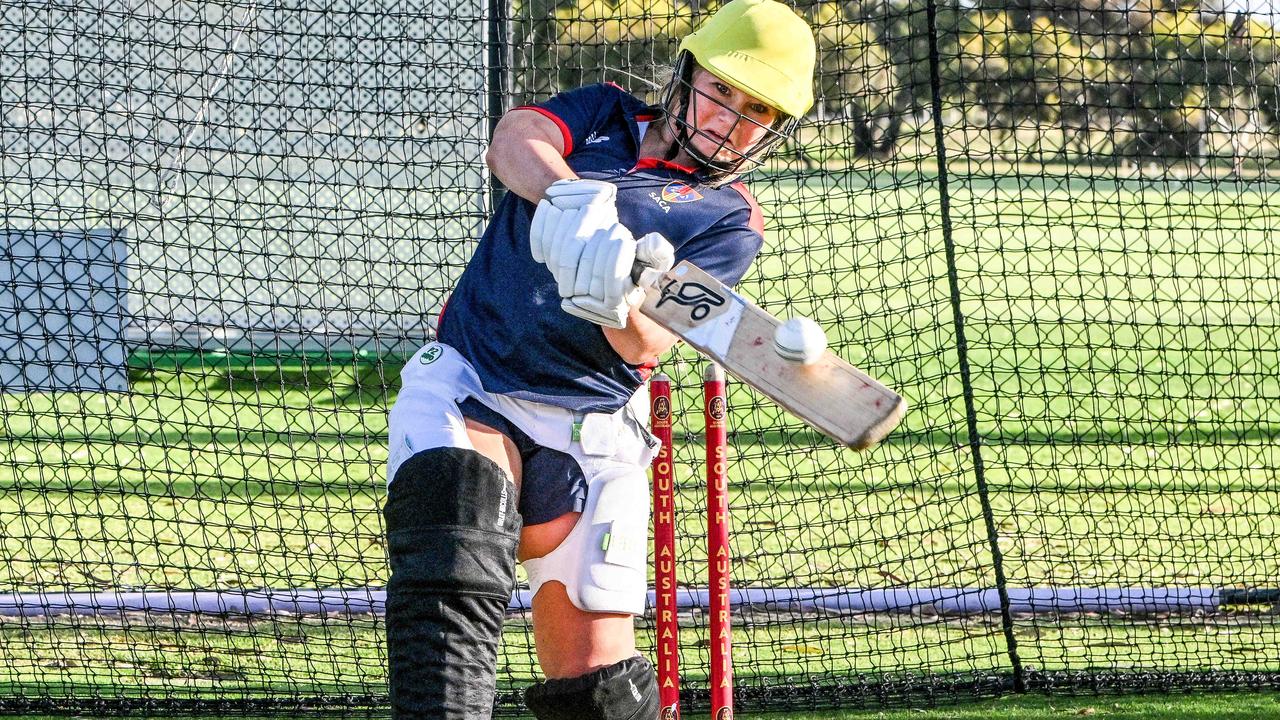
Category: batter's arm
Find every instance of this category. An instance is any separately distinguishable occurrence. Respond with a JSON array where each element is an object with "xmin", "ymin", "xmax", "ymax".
[
  {"xmin": 485, "ymin": 109, "xmax": 577, "ymax": 203},
  {"xmin": 601, "ymin": 307, "xmax": 679, "ymax": 366},
  {"xmin": 487, "ymin": 109, "xmax": 676, "ymax": 363}
]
